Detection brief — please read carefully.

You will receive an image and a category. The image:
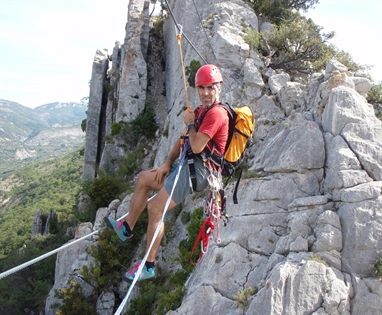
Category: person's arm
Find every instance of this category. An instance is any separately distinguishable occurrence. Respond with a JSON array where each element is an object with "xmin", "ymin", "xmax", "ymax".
[
  {"xmin": 187, "ymin": 125, "xmax": 210, "ymax": 153},
  {"xmin": 184, "ymin": 110, "xmax": 210, "ymax": 153},
  {"xmin": 165, "ymin": 139, "xmax": 181, "ymax": 164}
]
